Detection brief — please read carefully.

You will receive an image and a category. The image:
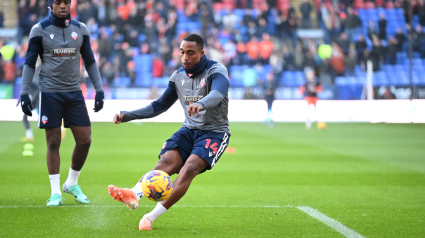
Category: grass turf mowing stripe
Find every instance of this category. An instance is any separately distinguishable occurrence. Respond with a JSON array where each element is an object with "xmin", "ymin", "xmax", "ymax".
[
  {"xmin": 0, "ymin": 205, "xmax": 294, "ymax": 208},
  {"xmin": 298, "ymin": 206, "xmax": 365, "ymax": 238}
]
